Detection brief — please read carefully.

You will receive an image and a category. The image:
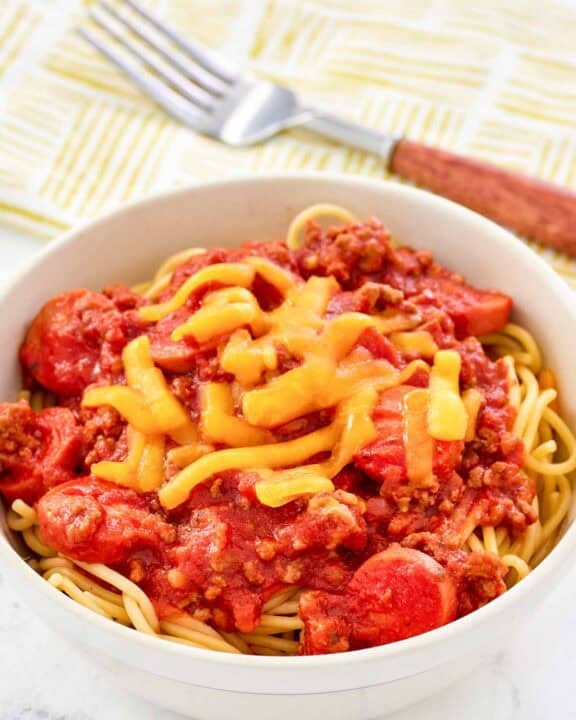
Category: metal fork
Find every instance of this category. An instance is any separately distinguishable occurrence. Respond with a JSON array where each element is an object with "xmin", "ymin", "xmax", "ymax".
[{"xmin": 80, "ymin": 0, "xmax": 576, "ymax": 257}]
